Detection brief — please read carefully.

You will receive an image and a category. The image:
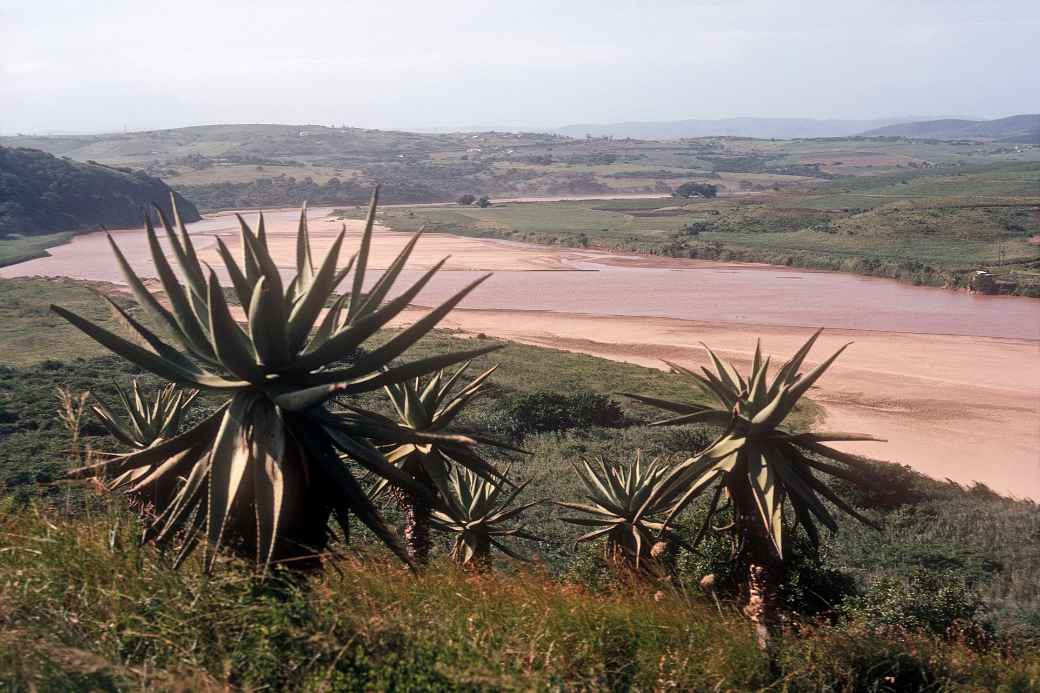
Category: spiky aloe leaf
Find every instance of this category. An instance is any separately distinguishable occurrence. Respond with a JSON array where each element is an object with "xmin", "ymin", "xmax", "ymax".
[
  {"xmin": 559, "ymin": 453, "xmax": 690, "ymax": 572},
  {"xmin": 627, "ymin": 331, "xmax": 882, "ymax": 560},
  {"xmin": 429, "ymin": 467, "xmax": 541, "ymax": 568},
  {"xmin": 91, "ymin": 380, "xmax": 198, "ymax": 450},
  {"xmin": 373, "ymin": 362, "xmax": 518, "ymax": 562},
  {"xmin": 52, "ymin": 190, "xmax": 501, "ymax": 572}
]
